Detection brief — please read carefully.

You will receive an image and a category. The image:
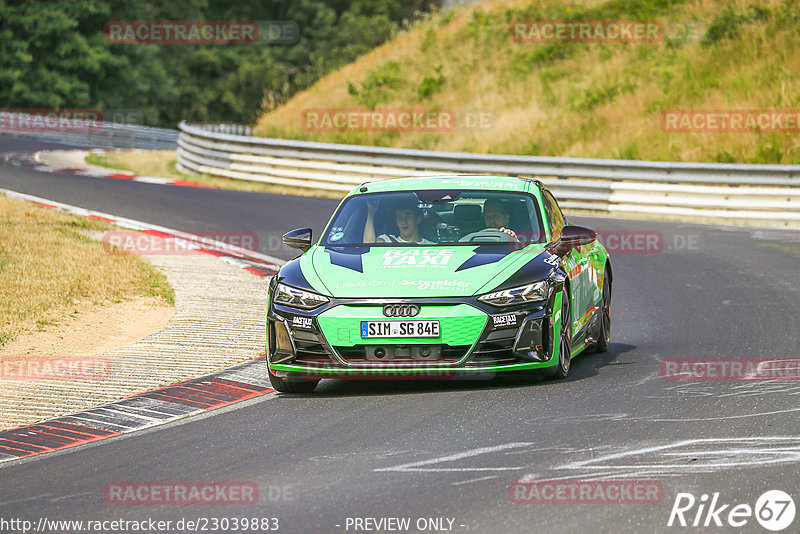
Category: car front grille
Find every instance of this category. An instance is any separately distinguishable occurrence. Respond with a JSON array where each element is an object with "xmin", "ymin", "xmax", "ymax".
[
  {"xmin": 290, "ymin": 326, "xmax": 527, "ymax": 369},
  {"xmin": 292, "ymin": 330, "xmax": 335, "ymax": 365},
  {"xmin": 333, "ymin": 345, "xmax": 470, "ymax": 365},
  {"xmin": 466, "ymin": 329, "xmax": 519, "ymax": 366}
]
